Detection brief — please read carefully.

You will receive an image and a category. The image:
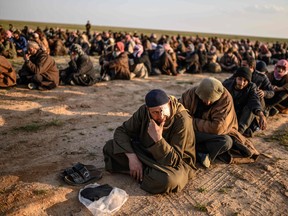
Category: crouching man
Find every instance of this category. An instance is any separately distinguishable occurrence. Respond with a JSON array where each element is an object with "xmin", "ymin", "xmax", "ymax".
[
  {"xmin": 180, "ymin": 77, "xmax": 260, "ymax": 168},
  {"xmin": 103, "ymin": 89, "xmax": 197, "ymax": 194},
  {"xmin": 18, "ymin": 41, "xmax": 59, "ymax": 90}
]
